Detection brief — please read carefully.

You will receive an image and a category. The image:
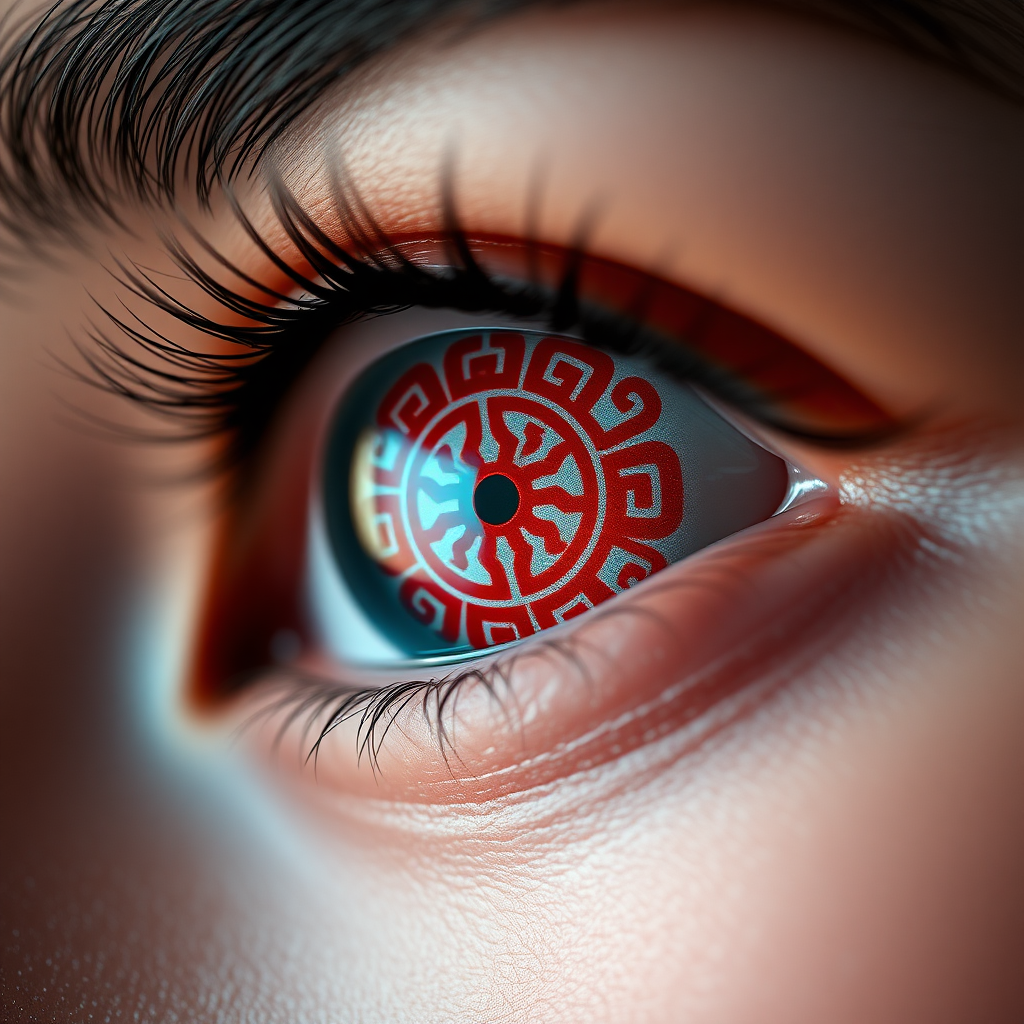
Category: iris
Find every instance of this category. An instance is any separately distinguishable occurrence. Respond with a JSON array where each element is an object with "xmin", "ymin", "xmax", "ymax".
[{"xmin": 320, "ymin": 327, "xmax": 791, "ymax": 659}]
